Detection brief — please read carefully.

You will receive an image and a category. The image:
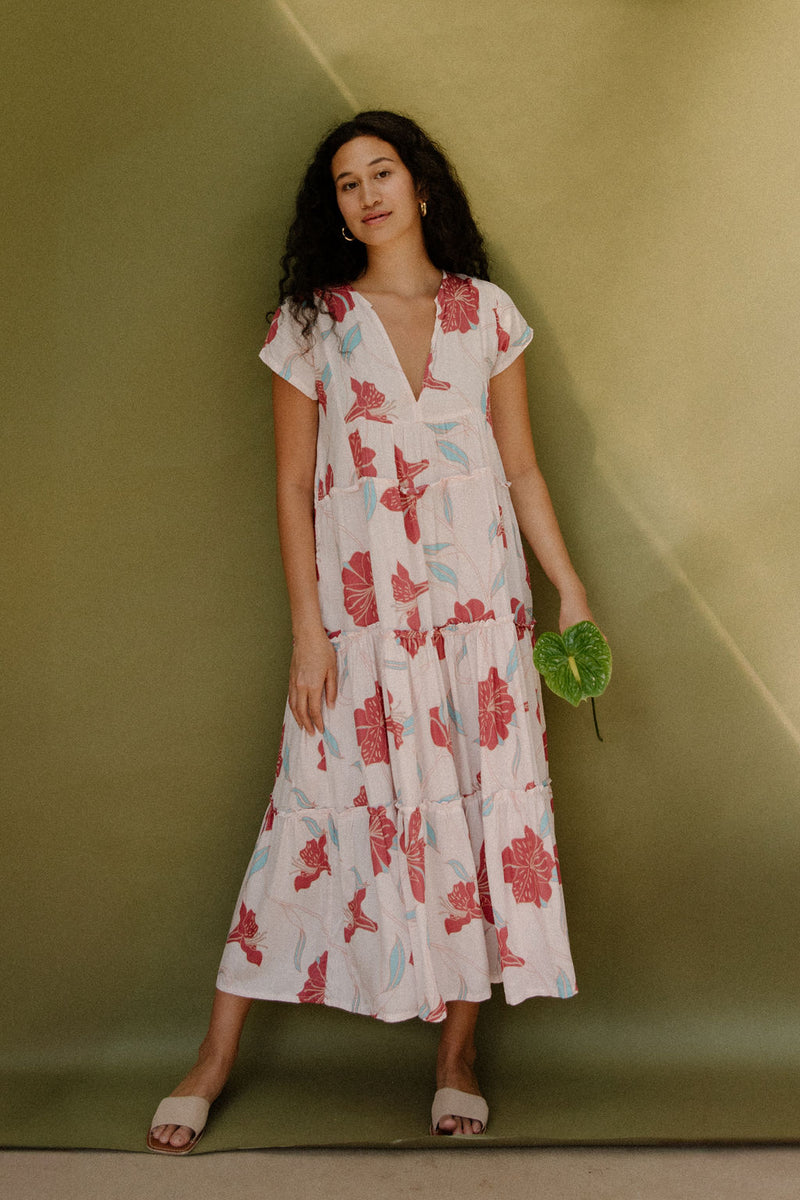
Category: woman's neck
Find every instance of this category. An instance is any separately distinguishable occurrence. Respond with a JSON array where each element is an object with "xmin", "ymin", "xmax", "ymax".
[{"xmin": 355, "ymin": 229, "xmax": 441, "ymax": 299}]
